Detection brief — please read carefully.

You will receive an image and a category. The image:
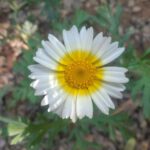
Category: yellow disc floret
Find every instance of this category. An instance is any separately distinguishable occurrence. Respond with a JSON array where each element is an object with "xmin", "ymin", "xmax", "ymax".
[
  {"xmin": 64, "ymin": 60, "xmax": 96, "ymax": 89},
  {"xmin": 56, "ymin": 50, "xmax": 104, "ymax": 96}
]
